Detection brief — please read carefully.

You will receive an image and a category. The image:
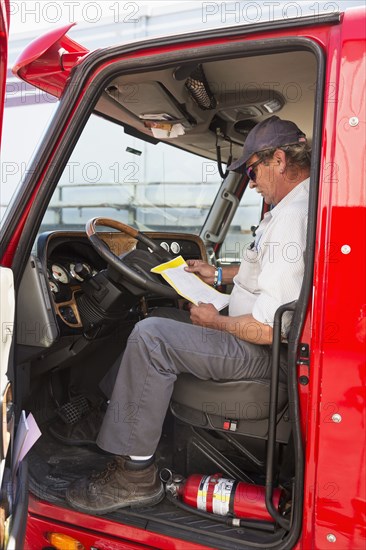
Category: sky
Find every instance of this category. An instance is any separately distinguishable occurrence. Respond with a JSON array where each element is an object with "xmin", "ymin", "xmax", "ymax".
[
  {"xmin": 8, "ymin": 0, "xmax": 366, "ymax": 37},
  {"xmin": 8, "ymin": 1, "xmax": 184, "ymax": 35}
]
